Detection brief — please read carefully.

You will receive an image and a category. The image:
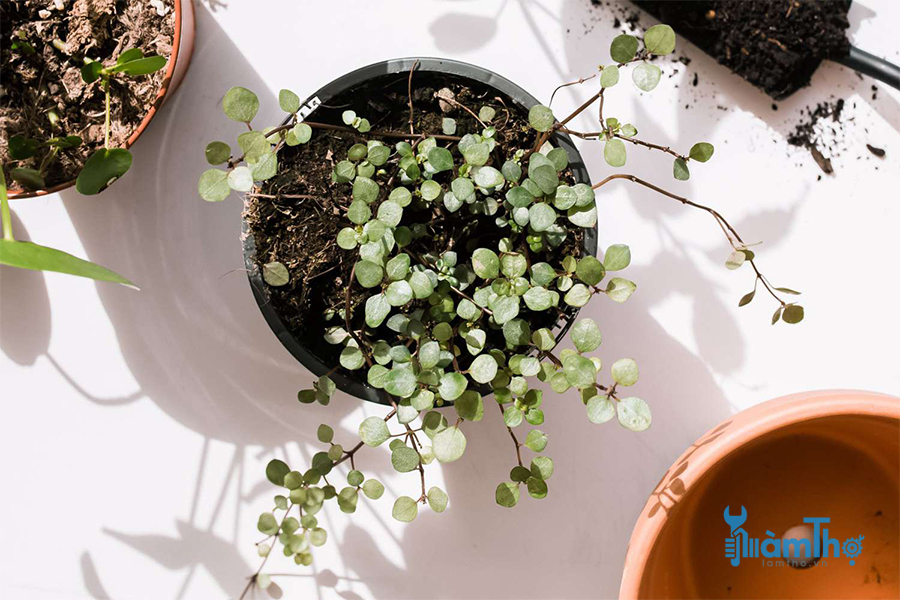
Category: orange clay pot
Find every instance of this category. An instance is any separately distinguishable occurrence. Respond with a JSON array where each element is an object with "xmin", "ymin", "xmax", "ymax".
[
  {"xmin": 8, "ymin": 0, "xmax": 196, "ymax": 199},
  {"xmin": 620, "ymin": 389, "xmax": 899, "ymax": 600}
]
